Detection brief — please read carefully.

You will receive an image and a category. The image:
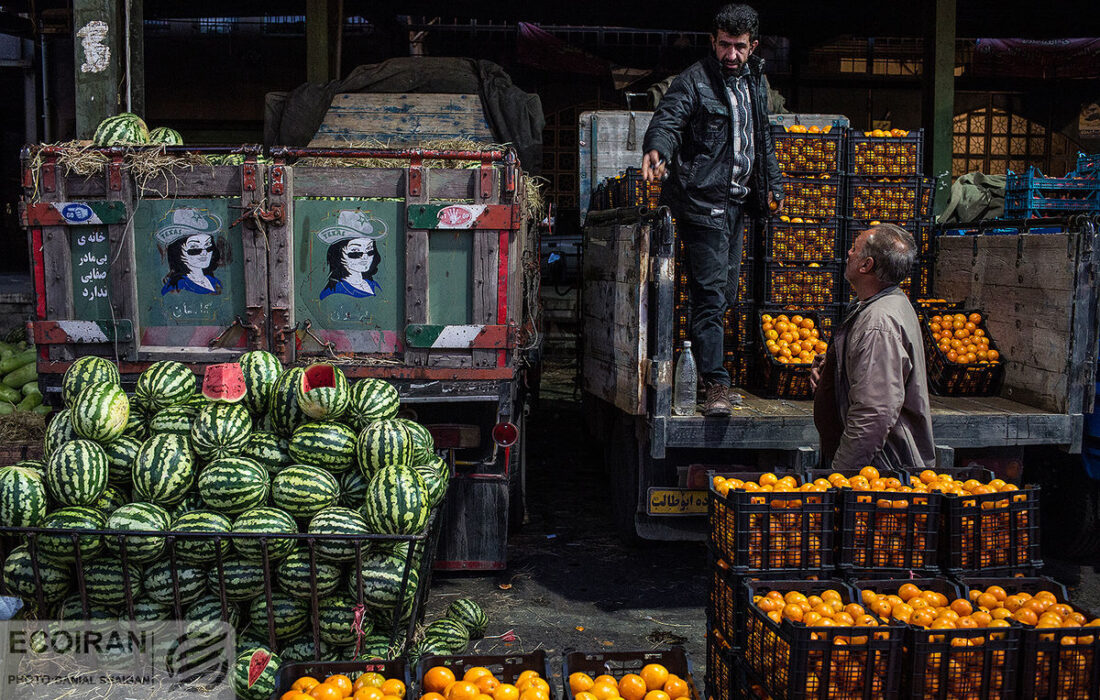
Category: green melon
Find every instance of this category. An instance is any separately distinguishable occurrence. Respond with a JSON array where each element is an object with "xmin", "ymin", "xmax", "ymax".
[
  {"xmin": 123, "ymin": 404, "xmax": 149, "ymax": 441},
  {"xmin": 289, "ymin": 421, "xmax": 357, "ymax": 473},
  {"xmin": 169, "ymin": 489, "xmax": 205, "ymax": 519},
  {"xmin": 241, "ymin": 431, "xmax": 291, "ymax": 474},
  {"xmin": 148, "ymin": 126, "xmax": 183, "ymax": 145},
  {"xmin": 423, "ymin": 617, "xmax": 470, "ymax": 653},
  {"xmin": 104, "ymin": 501, "xmax": 171, "ymax": 563},
  {"xmin": 70, "ymin": 382, "xmax": 130, "ymax": 443},
  {"xmin": 0, "ymin": 465, "xmax": 48, "ymax": 527},
  {"xmin": 132, "ymin": 433, "xmax": 195, "ymax": 506},
  {"xmin": 308, "ymin": 507, "xmax": 371, "ymax": 562},
  {"xmin": 142, "ymin": 560, "xmax": 207, "ymax": 605},
  {"xmin": 36, "ymin": 506, "xmax": 106, "ymax": 563},
  {"xmin": 232, "ymin": 506, "xmax": 297, "ymax": 562},
  {"xmin": 101, "ymin": 434, "xmax": 142, "ymax": 485},
  {"xmin": 2, "ymin": 545, "xmax": 71, "ymax": 605},
  {"xmin": 197, "ymin": 456, "xmax": 269, "ymax": 515},
  {"xmin": 275, "ymin": 547, "xmax": 343, "ymax": 599},
  {"xmin": 296, "ymin": 363, "xmax": 350, "ymax": 420},
  {"xmin": 148, "ymin": 404, "xmax": 198, "ymax": 437},
  {"xmin": 93, "ymin": 113, "xmax": 150, "ymax": 146},
  {"xmin": 317, "ymin": 593, "xmax": 365, "ymax": 646},
  {"xmin": 185, "ymin": 592, "xmax": 241, "ymax": 633},
  {"xmin": 362, "ymin": 464, "xmax": 429, "ymax": 535},
  {"xmin": 170, "ymin": 510, "xmax": 233, "ymax": 565},
  {"xmin": 238, "ymin": 350, "xmax": 282, "ymax": 416},
  {"xmin": 356, "ymin": 419, "xmax": 414, "ymax": 478},
  {"xmin": 248, "ymin": 592, "xmax": 309, "ymax": 640},
  {"xmin": 83, "ymin": 555, "xmax": 143, "ymax": 608},
  {"xmin": 278, "ymin": 633, "xmax": 330, "ymax": 663},
  {"xmin": 339, "ymin": 469, "xmax": 368, "ymax": 509},
  {"xmin": 130, "ymin": 597, "xmax": 173, "ymax": 622},
  {"xmin": 272, "ymin": 465, "xmax": 339, "ymax": 519},
  {"xmin": 191, "ymin": 402, "xmax": 252, "ymax": 462},
  {"xmin": 345, "ymin": 378, "xmax": 400, "ymax": 432},
  {"xmin": 447, "ymin": 597, "xmax": 489, "ymax": 637},
  {"xmin": 134, "ymin": 361, "xmax": 195, "ymax": 412},
  {"xmin": 57, "ymin": 594, "xmax": 118, "ymax": 621},
  {"xmin": 413, "ymin": 457, "xmax": 450, "ymax": 509},
  {"xmin": 92, "ymin": 483, "xmax": 130, "ymax": 514},
  {"xmin": 61, "ymin": 356, "xmax": 121, "ymax": 407},
  {"xmin": 44, "ymin": 409, "xmax": 77, "ymax": 458},
  {"xmin": 346, "ymin": 546, "xmax": 419, "ymax": 612},
  {"xmin": 269, "ymin": 368, "xmax": 308, "ymax": 438},
  {"xmin": 206, "ymin": 561, "xmax": 269, "ymax": 603},
  {"xmin": 396, "ymin": 418, "xmax": 436, "ymax": 466},
  {"xmin": 45, "ymin": 438, "xmax": 108, "ymax": 506}
]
